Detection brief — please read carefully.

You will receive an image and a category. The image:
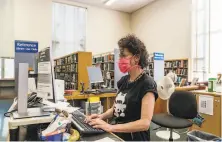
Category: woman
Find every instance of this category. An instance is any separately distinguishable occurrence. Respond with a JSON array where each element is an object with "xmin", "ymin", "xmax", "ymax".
[{"xmin": 85, "ymin": 34, "xmax": 158, "ymax": 141}]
